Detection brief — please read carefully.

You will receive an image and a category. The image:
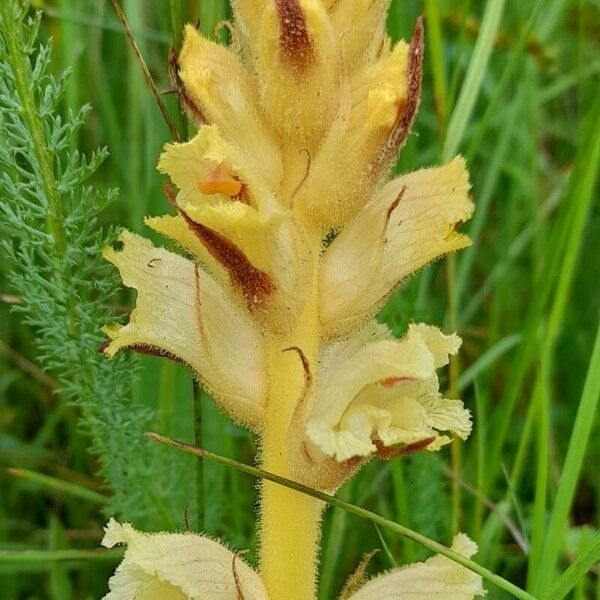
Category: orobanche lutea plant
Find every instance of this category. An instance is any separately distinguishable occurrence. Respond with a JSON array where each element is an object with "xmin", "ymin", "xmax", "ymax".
[{"xmin": 101, "ymin": 1, "xmax": 481, "ymax": 599}]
